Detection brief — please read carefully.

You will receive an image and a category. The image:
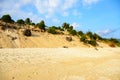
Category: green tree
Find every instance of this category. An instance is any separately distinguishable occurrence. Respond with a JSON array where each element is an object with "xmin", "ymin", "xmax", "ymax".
[
  {"xmin": 1, "ymin": 14, "xmax": 14, "ymax": 23},
  {"xmin": 92, "ymin": 33, "xmax": 103, "ymax": 40},
  {"xmin": 37, "ymin": 20, "xmax": 46, "ymax": 31},
  {"xmin": 47, "ymin": 26, "xmax": 57, "ymax": 34},
  {"xmin": 80, "ymin": 35, "xmax": 87, "ymax": 43},
  {"xmin": 69, "ymin": 26, "xmax": 73, "ymax": 30},
  {"xmin": 16, "ymin": 19, "xmax": 24, "ymax": 24},
  {"xmin": 78, "ymin": 31, "xmax": 84, "ymax": 36},
  {"xmin": 86, "ymin": 31, "xmax": 93, "ymax": 39},
  {"xmin": 62, "ymin": 22, "xmax": 69, "ymax": 30},
  {"xmin": 25, "ymin": 18, "xmax": 31, "ymax": 25},
  {"xmin": 31, "ymin": 23, "xmax": 35, "ymax": 26},
  {"xmin": 69, "ymin": 30, "xmax": 77, "ymax": 36}
]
